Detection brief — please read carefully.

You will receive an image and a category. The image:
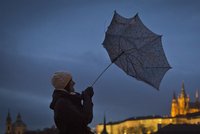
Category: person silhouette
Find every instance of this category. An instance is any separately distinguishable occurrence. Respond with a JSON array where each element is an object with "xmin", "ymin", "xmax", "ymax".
[{"xmin": 50, "ymin": 72, "xmax": 94, "ymax": 134}]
